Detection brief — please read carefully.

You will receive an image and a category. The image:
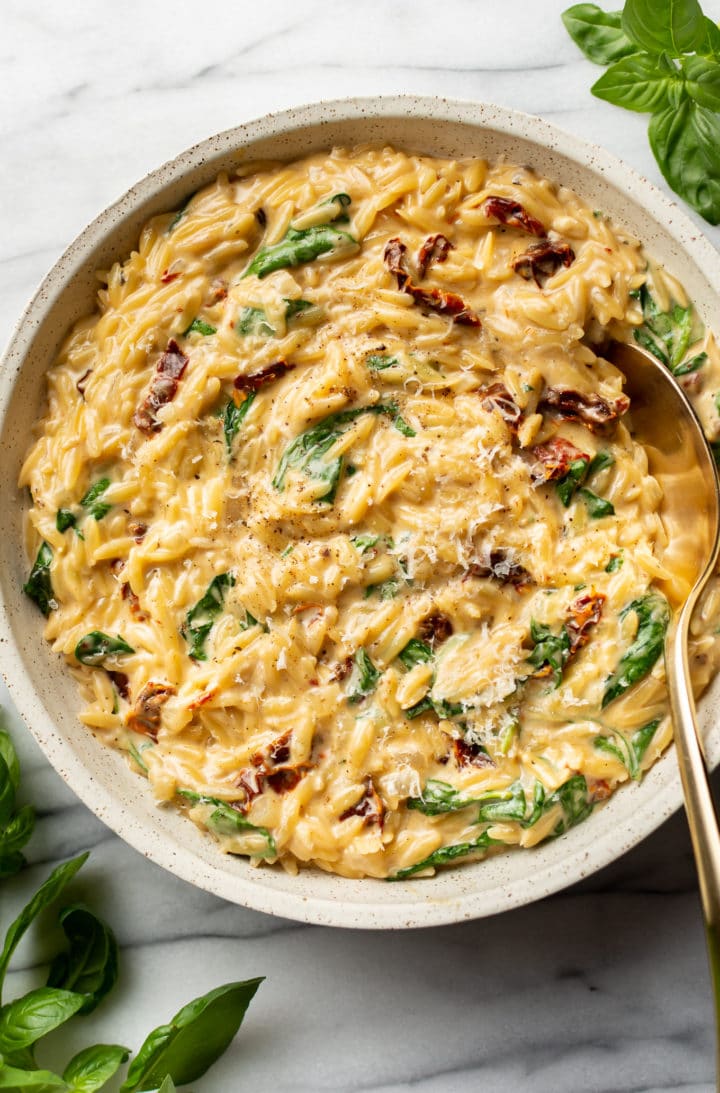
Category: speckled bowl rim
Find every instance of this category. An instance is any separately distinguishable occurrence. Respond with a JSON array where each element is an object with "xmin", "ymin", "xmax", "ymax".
[{"xmin": 1, "ymin": 95, "xmax": 719, "ymax": 929}]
